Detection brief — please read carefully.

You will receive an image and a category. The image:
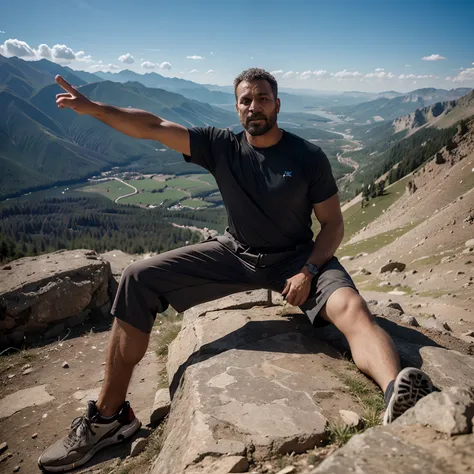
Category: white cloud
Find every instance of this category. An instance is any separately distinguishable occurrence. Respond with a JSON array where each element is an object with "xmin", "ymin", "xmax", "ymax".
[
  {"xmin": 52, "ymin": 44, "xmax": 76, "ymax": 61},
  {"xmin": 375, "ymin": 68, "xmax": 384, "ymax": 72},
  {"xmin": 398, "ymin": 73, "xmax": 434, "ymax": 80},
  {"xmin": 313, "ymin": 70, "xmax": 330, "ymax": 79},
  {"xmin": 205, "ymin": 69, "xmax": 214, "ymax": 74},
  {"xmin": 450, "ymin": 68, "xmax": 474, "ymax": 82},
  {"xmin": 0, "ymin": 31, "xmax": 5, "ymax": 34},
  {"xmin": 405, "ymin": 64, "xmax": 410, "ymax": 67},
  {"xmin": 75, "ymin": 51, "xmax": 92, "ymax": 62},
  {"xmin": 37, "ymin": 44, "xmax": 51, "ymax": 58},
  {"xmin": 189, "ymin": 69, "xmax": 199, "ymax": 73},
  {"xmin": 270, "ymin": 70, "xmax": 283, "ymax": 76},
  {"xmin": 186, "ymin": 55, "xmax": 203, "ymax": 60},
  {"xmin": 108, "ymin": 64, "xmax": 120, "ymax": 71},
  {"xmin": 118, "ymin": 53, "xmax": 135, "ymax": 64},
  {"xmin": 422, "ymin": 54, "xmax": 446, "ymax": 61},
  {"xmin": 364, "ymin": 71, "xmax": 396, "ymax": 80},
  {"xmin": 210, "ymin": 52, "xmax": 214, "ymax": 55},
  {"xmin": 141, "ymin": 61, "xmax": 171, "ymax": 70},
  {"xmin": 445, "ymin": 76, "xmax": 453, "ymax": 81},
  {"xmin": 141, "ymin": 61, "xmax": 156, "ymax": 69},
  {"xmin": 1, "ymin": 38, "xmax": 36, "ymax": 57},
  {"xmin": 300, "ymin": 70, "xmax": 312, "ymax": 79},
  {"xmin": 282, "ymin": 71, "xmax": 294, "ymax": 78},
  {"xmin": 159, "ymin": 61, "xmax": 171, "ymax": 70},
  {"xmin": 333, "ymin": 69, "xmax": 362, "ymax": 79}
]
